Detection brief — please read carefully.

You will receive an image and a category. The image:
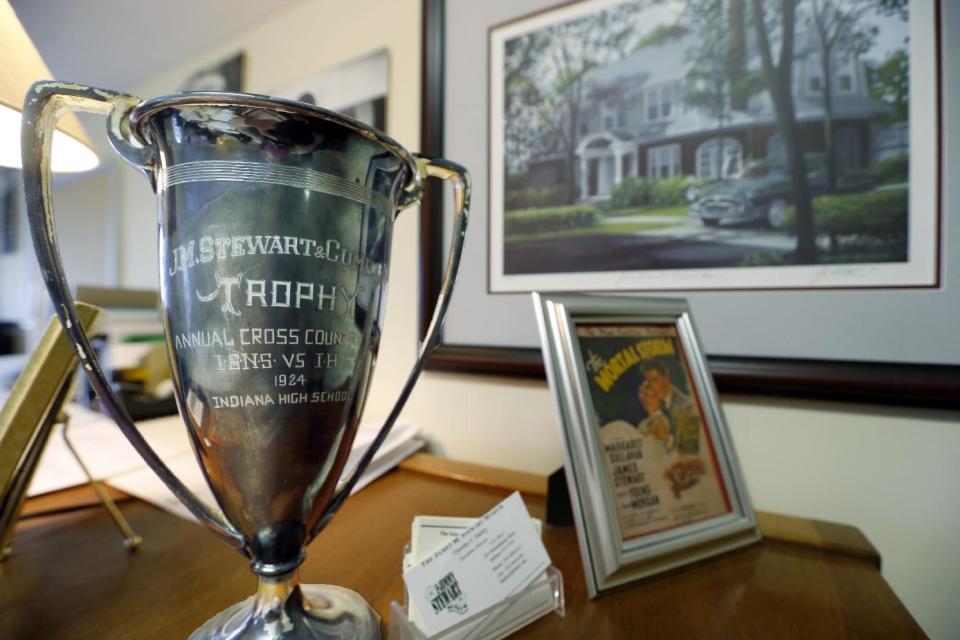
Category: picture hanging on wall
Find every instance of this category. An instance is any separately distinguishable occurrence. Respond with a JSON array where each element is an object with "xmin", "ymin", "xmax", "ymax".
[
  {"xmin": 180, "ymin": 51, "xmax": 246, "ymax": 93},
  {"xmin": 1, "ymin": 170, "xmax": 17, "ymax": 254},
  {"xmin": 272, "ymin": 50, "xmax": 388, "ymax": 132},
  {"xmin": 418, "ymin": 0, "xmax": 957, "ymax": 409},
  {"xmin": 488, "ymin": 0, "xmax": 932, "ymax": 292}
]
